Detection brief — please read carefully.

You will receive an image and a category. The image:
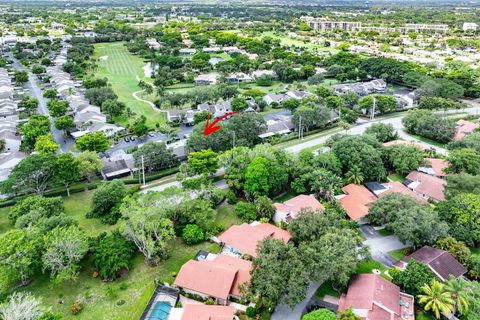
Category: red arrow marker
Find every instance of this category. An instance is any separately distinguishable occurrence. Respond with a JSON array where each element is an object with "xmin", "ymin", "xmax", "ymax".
[{"xmin": 203, "ymin": 111, "xmax": 238, "ymax": 136}]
